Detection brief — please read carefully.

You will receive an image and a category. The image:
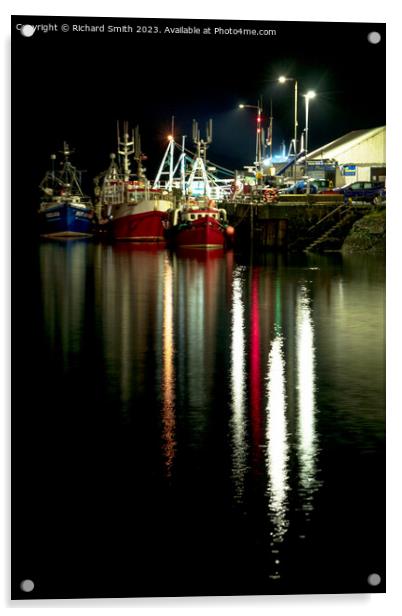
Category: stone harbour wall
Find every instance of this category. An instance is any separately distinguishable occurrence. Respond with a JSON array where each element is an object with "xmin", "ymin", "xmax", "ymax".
[{"xmin": 342, "ymin": 209, "xmax": 386, "ymax": 254}]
